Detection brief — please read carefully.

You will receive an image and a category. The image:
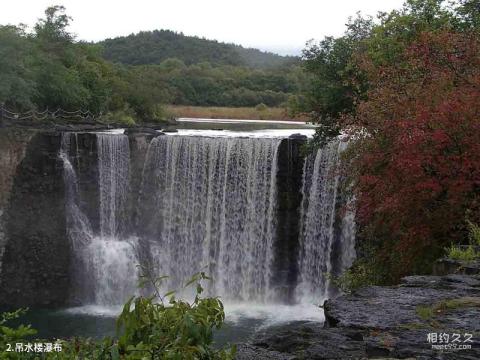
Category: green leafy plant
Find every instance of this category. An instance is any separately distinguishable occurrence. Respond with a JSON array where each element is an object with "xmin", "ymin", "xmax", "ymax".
[
  {"xmin": 446, "ymin": 244, "xmax": 478, "ymax": 262},
  {"xmin": 445, "ymin": 220, "xmax": 480, "ymax": 262},
  {"xmin": 0, "ymin": 309, "xmax": 37, "ymax": 359},
  {"xmin": 0, "ymin": 270, "xmax": 235, "ymax": 359},
  {"xmin": 415, "ymin": 305, "xmax": 434, "ymax": 320},
  {"xmin": 467, "ymin": 220, "xmax": 480, "ymax": 246},
  {"xmin": 328, "ymin": 260, "xmax": 379, "ymax": 294},
  {"xmin": 117, "ymin": 272, "xmax": 235, "ymax": 359},
  {"xmin": 116, "ymin": 269, "xmax": 235, "ymax": 359}
]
